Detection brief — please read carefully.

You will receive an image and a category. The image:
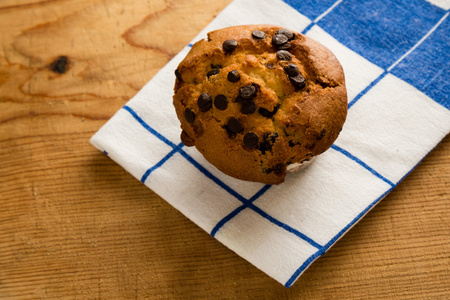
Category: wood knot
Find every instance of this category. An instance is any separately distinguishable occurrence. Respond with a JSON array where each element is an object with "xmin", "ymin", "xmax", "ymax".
[{"xmin": 50, "ymin": 56, "xmax": 69, "ymax": 74}]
